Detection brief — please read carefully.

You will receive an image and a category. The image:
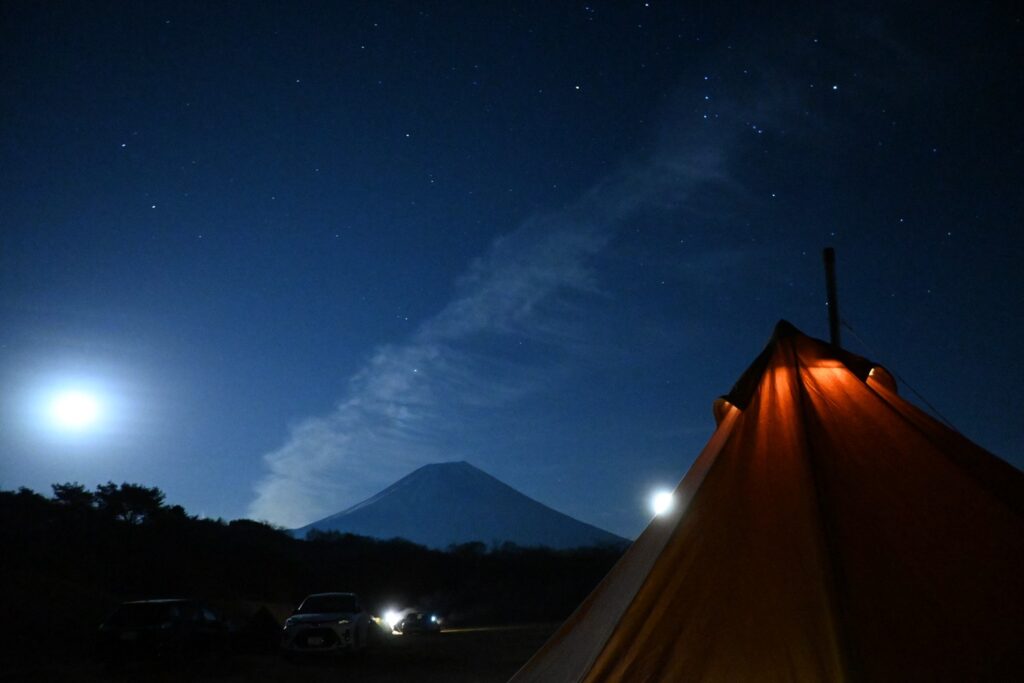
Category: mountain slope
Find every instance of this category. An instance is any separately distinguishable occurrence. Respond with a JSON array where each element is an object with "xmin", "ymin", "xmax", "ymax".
[{"xmin": 294, "ymin": 461, "xmax": 627, "ymax": 550}]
